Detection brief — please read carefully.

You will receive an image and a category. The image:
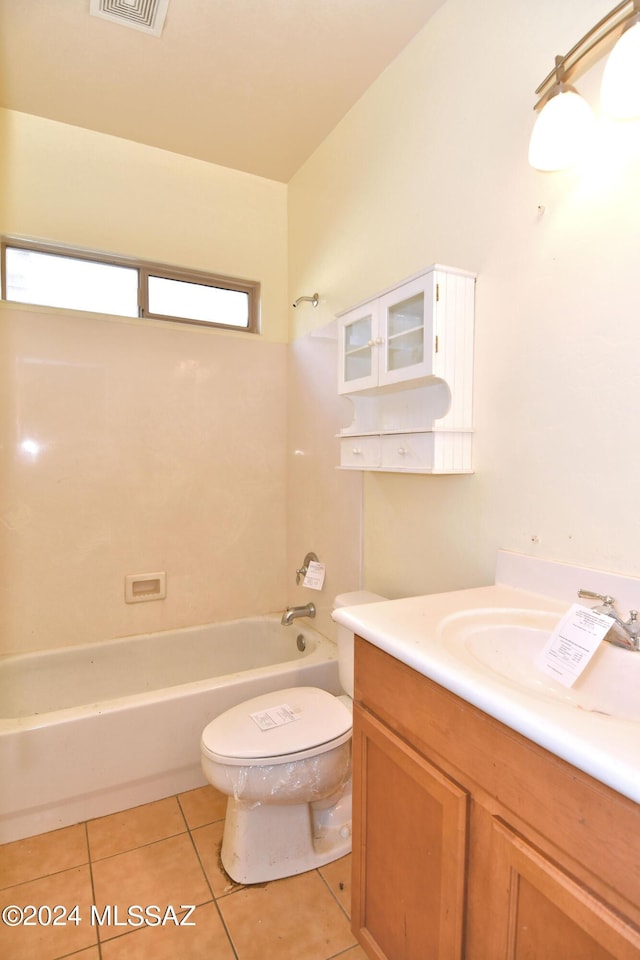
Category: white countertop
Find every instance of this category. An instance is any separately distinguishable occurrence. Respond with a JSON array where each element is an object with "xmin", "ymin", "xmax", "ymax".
[{"xmin": 334, "ymin": 583, "xmax": 640, "ymax": 804}]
